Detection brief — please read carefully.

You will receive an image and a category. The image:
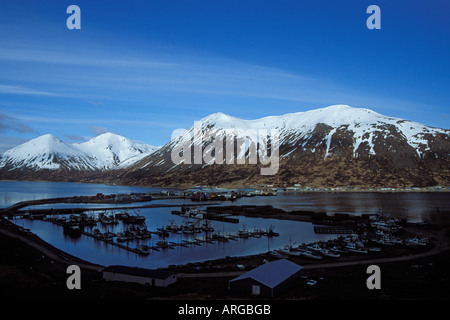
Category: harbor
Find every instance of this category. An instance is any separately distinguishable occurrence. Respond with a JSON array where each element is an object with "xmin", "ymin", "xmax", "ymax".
[
  {"xmin": 1, "ymin": 181, "xmax": 448, "ymax": 271},
  {"xmin": 13, "ymin": 205, "xmax": 283, "ymax": 258},
  {"xmin": 1, "ymin": 181, "xmax": 448, "ymax": 302},
  {"xmin": 8, "ymin": 198, "xmax": 436, "ymax": 270},
  {"xmin": 165, "ymin": 212, "xmax": 439, "ymax": 276}
]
